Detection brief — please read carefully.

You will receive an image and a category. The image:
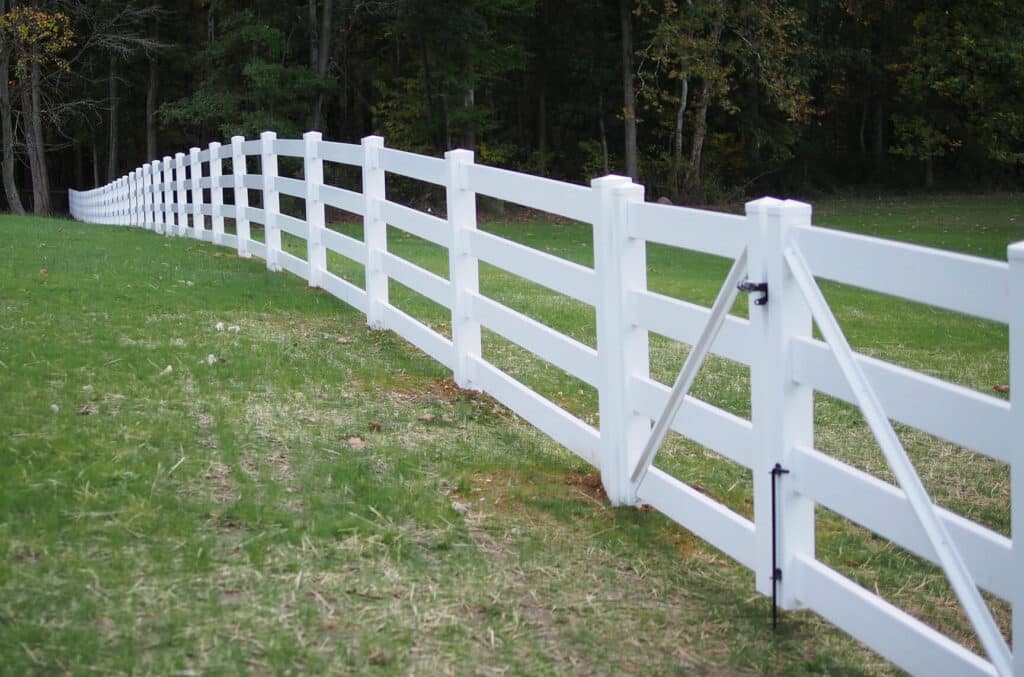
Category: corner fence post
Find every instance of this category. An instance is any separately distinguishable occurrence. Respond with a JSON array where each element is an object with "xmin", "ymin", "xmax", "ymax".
[
  {"xmin": 592, "ymin": 175, "xmax": 649, "ymax": 506},
  {"xmin": 190, "ymin": 148, "xmax": 203, "ymax": 240},
  {"xmin": 304, "ymin": 131, "xmax": 326, "ymax": 287},
  {"xmin": 231, "ymin": 136, "xmax": 251, "ymax": 257},
  {"xmin": 362, "ymin": 135, "xmax": 388, "ymax": 329},
  {"xmin": 746, "ymin": 197, "xmax": 815, "ymax": 609},
  {"xmin": 175, "ymin": 152, "xmax": 189, "ymax": 236},
  {"xmin": 162, "ymin": 156, "xmax": 173, "ymax": 237},
  {"xmin": 261, "ymin": 131, "xmax": 282, "ymax": 272},
  {"xmin": 445, "ymin": 148, "xmax": 481, "ymax": 389},
  {"xmin": 1008, "ymin": 241, "xmax": 1024, "ymax": 676},
  {"xmin": 209, "ymin": 141, "xmax": 224, "ymax": 245},
  {"xmin": 152, "ymin": 160, "xmax": 163, "ymax": 234}
]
